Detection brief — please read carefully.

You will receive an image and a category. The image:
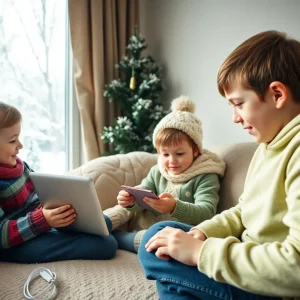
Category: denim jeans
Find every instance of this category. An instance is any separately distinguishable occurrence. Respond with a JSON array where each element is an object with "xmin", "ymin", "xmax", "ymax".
[
  {"xmin": 112, "ymin": 230, "xmax": 137, "ymax": 253},
  {"xmin": 0, "ymin": 216, "xmax": 118, "ymax": 263},
  {"xmin": 138, "ymin": 221, "xmax": 281, "ymax": 300}
]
